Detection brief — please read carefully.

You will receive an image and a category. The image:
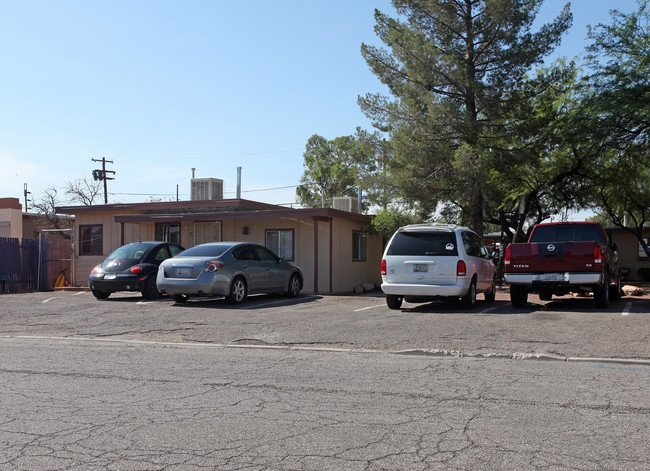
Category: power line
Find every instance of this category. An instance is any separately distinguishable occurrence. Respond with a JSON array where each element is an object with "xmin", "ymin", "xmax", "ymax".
[
  {"xmin": 133, "ymin": 149, "xmax": 302, "ymax": 162},
  {"xmin": 111, "ymin": 184, "xmax": 299, "ymax": 198}
]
